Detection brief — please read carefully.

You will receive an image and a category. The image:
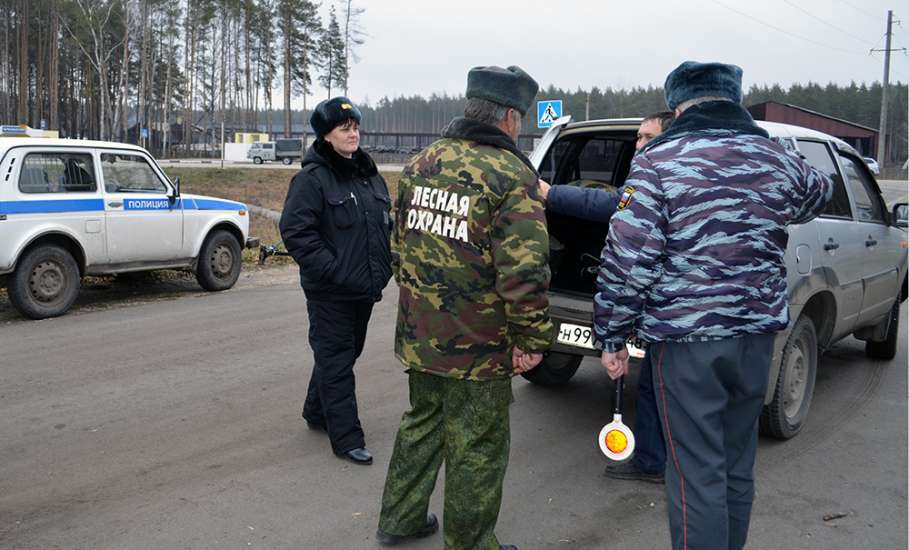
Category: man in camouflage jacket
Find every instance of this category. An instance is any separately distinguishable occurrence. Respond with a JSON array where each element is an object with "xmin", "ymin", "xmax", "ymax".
[
  {"xmin": 595, "ymin": 61, "xmax": 832, "ymax": 550},
  {"xmin": 376, "ymin": 66, "xmax": 553, "ymax": 550}
]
